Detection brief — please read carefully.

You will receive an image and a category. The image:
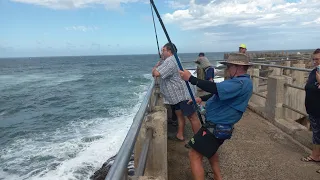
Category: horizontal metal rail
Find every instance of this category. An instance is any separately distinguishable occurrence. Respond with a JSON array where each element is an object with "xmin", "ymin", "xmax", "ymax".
[
  {"xmin": 183, "ymin": 58, "xmax": 310, "ymax": 64},
  {"xmin": 105, "ymin": 79, "xmax": 155, "ymax": 180},
  {"xmin": 216, "ymin": 60, "xmax": 311, "ymax": 72},
  {"xmin": 252, "ymin": 91, "xmax": 267, "ymax": 99},
  {"xmin": 282, "ymin": 104, "xmax": 308, "ymax": 116},
  {"xmin": 251, "ymin": 63, "xmax": 312, "ymax": 72},
  {"xmin": 251, "ymin": 75, "xmax": 268, "ymax": 80},
  {"xmin": 135, "ymin": 128, "xmax": 154, "ymax": 176},
  {"xmin": 252, "ymin": 59, "xmax": 307, "ymax": 63},
  {"xmin": 284, "ymin": 83, "xmax": 305, "ymax": 91},
  {"xmin": 260, "ymin": 69, "xmax": 273, "ymax": 73}
]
